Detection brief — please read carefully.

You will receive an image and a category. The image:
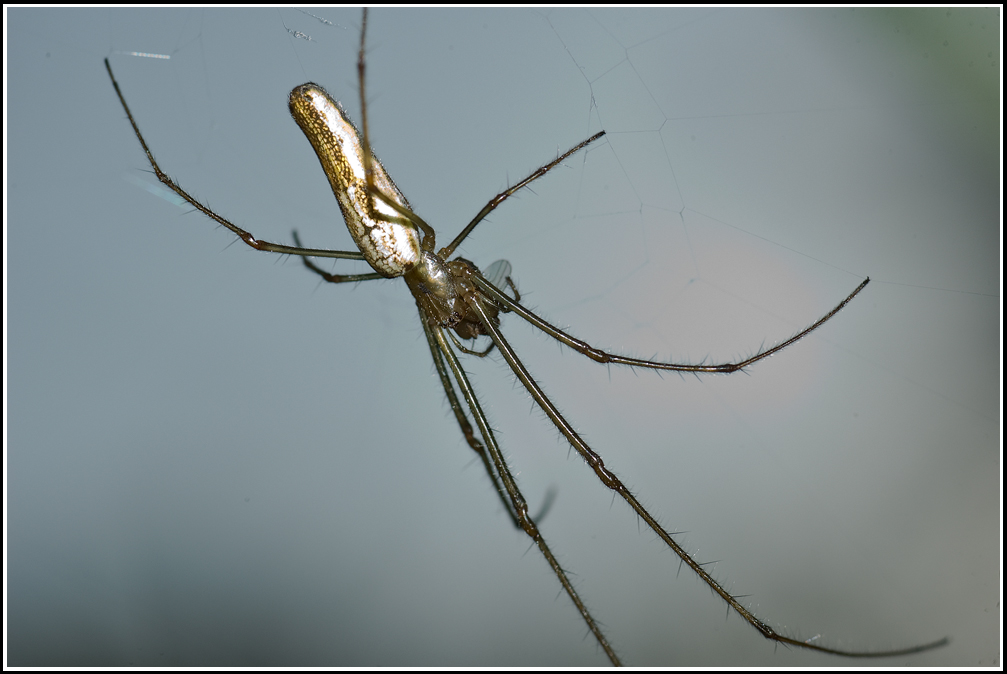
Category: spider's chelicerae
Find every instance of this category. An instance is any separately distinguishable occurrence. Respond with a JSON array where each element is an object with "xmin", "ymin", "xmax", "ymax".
[{"xmin": 106, "ymin": 9, "xmax": 949, "ymax": 666}]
